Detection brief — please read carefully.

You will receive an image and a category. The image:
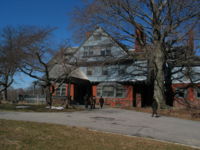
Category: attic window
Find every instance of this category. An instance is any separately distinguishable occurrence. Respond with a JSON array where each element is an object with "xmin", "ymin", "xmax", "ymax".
[{"xmin": 93, "ymin": 34, "xmax": 101, "ymax": 40}]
